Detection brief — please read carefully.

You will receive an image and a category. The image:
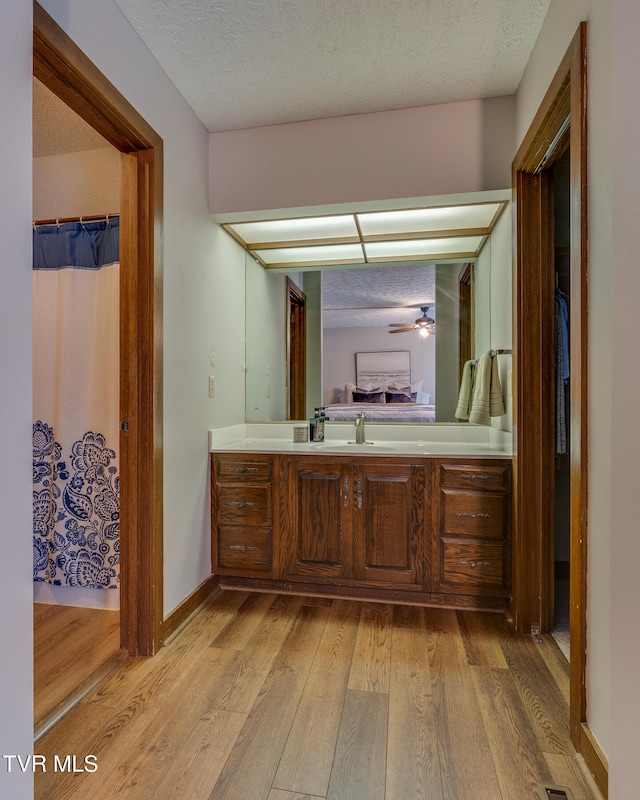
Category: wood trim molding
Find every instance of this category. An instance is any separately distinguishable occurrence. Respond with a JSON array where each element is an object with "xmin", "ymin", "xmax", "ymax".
[
  {"xmin": 580, "ymin": 723, "xmax": 608, "ymax": 799},
  {"xmin": 34, "ymin": 2, "xmax": 164, "ymax": 657},
  {"xmin": 512, "ymin": 20, "xmax": 592, "ymax": 765},
  {"xmin": 163, "ymin": 575, "xmax": 222, "ymax": 643}
]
